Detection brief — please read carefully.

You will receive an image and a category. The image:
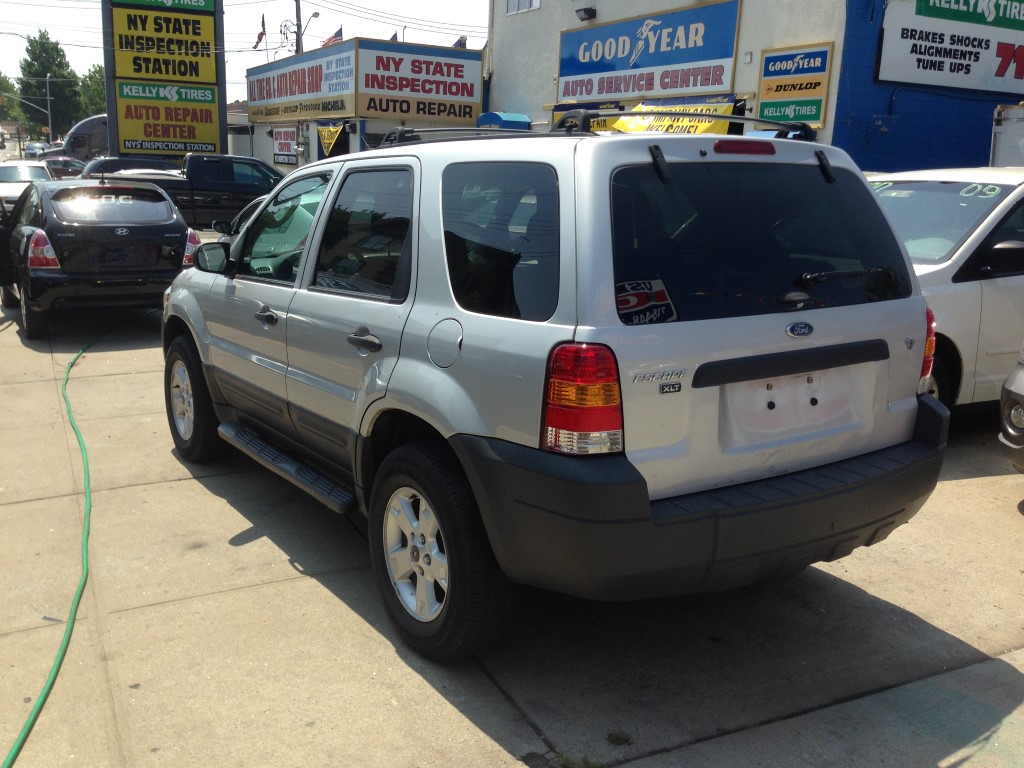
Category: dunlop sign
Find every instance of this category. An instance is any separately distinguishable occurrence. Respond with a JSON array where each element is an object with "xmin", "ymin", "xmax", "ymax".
[{"xmin": 756, "ymin": 43, "xmax": 832, "ymax": 127}]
